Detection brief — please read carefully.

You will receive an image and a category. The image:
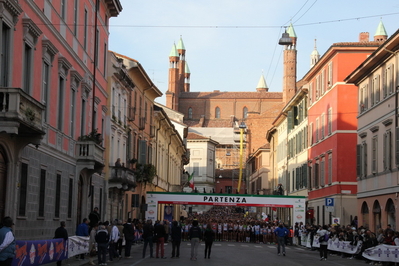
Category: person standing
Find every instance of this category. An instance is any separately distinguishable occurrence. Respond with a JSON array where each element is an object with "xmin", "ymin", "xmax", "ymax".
[
  {"xmin": 142, "ymin": 220, "xmax": 154, "ymax": 258},
  {"xmin": 204, "ymin": 223, "xmax": 215, "ymax": 259},
  {"xmin": 76, "ymin": 218, "xmax": 90, "ymax": 260},
  {"xmin": 189, "ymin": 220, "xmax": 202, "ymax": 261},
  {"xmin": 274, "ymin": 223, "xmax": 289, "ymax": 256},
  {"xmin": 317, "ymin": 225, "xmax": 329, "ymax": 261},
  {"xmin": 95, "ymin": 225, "xmax": 109, "ymax": 266},
  {"xmin": 0, "ymin": 217, "xmax": 15, "ymax": 266},
  {"xmin": 89, "ymin": 207, "xmax": 100, "ymax": 232},
  {"xmin": 54, "ymin": 221, "xmax": 68, "ymax": 266},
  {"xmin": 154, "ymin": 220, "xmax": 166, "ymax": 259},
  {"xmin": 108, "ymin": 220, "xmax": 120, "ymax": 261},
  {"xmin": 88, "ymin": 223, "xmax": 98, "ymax": 265},
  {"xmin": 171, "ymin": 221, "xmax": 181, "ymax": 258},
  {"xmin": 123, "ymin": 219, "xmax": 135, "ymax": 258},
  {"xmin": 116, "ymin": 220, "xmax": 123, "ymax": 258}
]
